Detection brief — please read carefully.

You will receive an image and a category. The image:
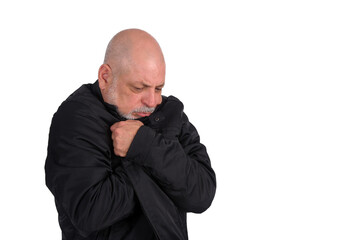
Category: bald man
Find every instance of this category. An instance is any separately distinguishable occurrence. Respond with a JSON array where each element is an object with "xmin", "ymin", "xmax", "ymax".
[{"xmin": 45, "ymin": 29, "xmax": 216, "ymax": 240}]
